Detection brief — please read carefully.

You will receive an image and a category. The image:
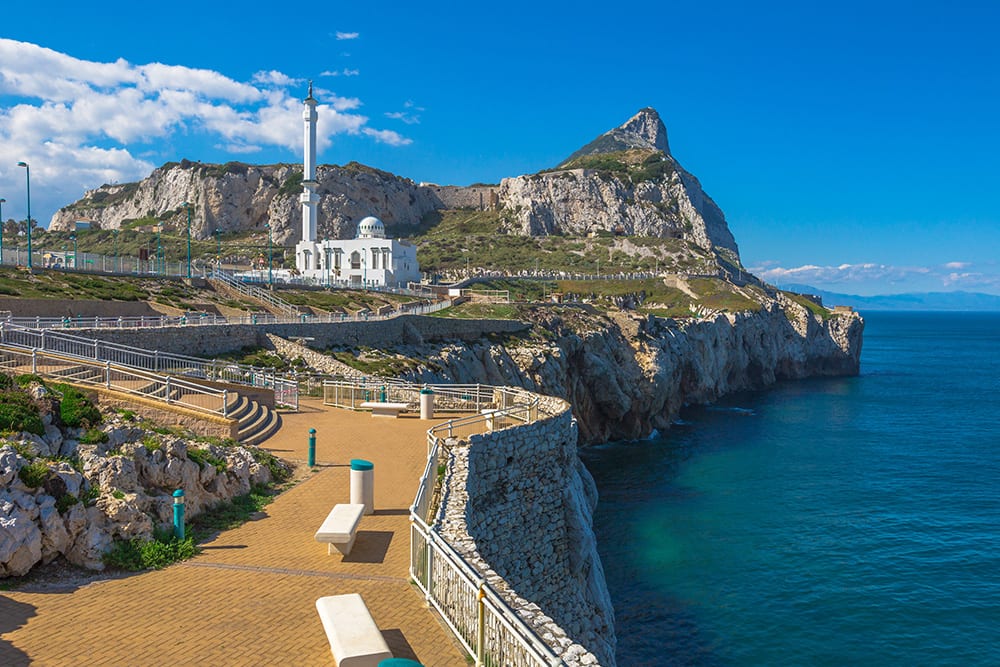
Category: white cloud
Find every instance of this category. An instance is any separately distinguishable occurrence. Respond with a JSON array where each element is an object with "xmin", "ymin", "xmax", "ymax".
[
  {"xmin": 320, "ymin": 69, "xmax": 360, "ymax": 77},
  {"xmin": 0, "ymin": 38, "xmax": 412, "ymax": 224},
  {"xmin": 362, "ymin": 128, "xmax": 412, "ymax": 146},
  {"xmin": 252, "ymin": 70, "xmax": 300, "ymax": 87},
  {"xmin": 750, "ymin": 260, "xmax": 999, "ymax": 292},
  {"xmin": 335, "ymin": 32, "xmax": 360, "ymax": 40},
  {"xmin": 385, "ymin": 111, "xmax": 421, "ymax": 125}
]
